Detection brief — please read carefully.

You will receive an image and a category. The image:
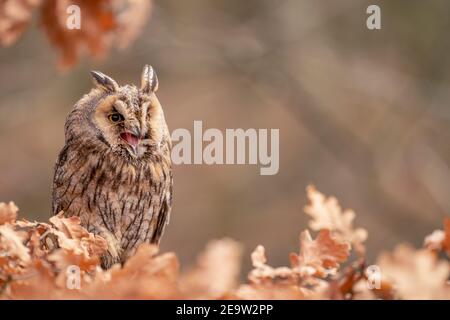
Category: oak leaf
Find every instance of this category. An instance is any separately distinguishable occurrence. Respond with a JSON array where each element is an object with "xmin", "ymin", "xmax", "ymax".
[
  {"xmin": 248, "ymin": 245, "xmax": 295, "ymax": 284},
  {"xmin": 0, "ymin": 224, "xmax": 30, "ymax": 263},
  {"xmin": 290, "ymin": 230, "xmax": 350, "ymax": 278},
  {"xmin": 377, "ymin": 244, "xmax": 450, "ymax": 300},
  {"xmin": 305, "ymin": 186, "xmax": 367, "ymax": 253}
]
